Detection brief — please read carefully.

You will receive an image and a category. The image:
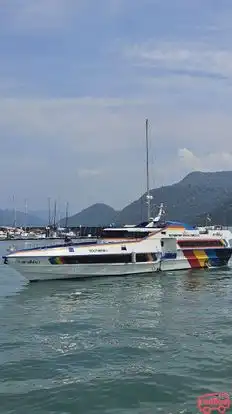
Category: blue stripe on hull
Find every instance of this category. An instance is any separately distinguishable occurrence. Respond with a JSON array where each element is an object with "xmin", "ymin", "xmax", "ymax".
[{"xmin": 205, "ymin": 248, "xmax": 232, "ymax": 267}]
